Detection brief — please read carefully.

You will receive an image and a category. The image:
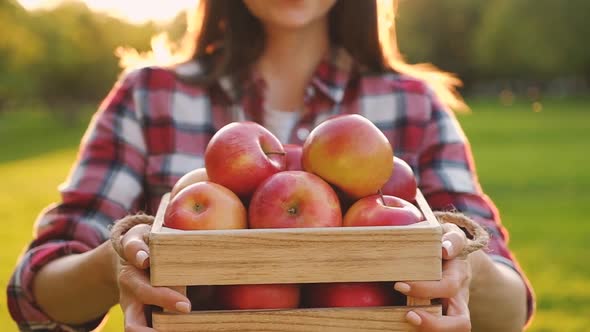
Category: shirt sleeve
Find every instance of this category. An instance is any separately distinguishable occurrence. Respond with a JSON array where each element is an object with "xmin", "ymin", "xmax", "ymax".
[
  {"xmin": 7, "ymin": 70, "xmax": 147, "ymax": 331},
  {"xmin": 416, "ymin": 90, "xmax": 535, "ymax": 325}
]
